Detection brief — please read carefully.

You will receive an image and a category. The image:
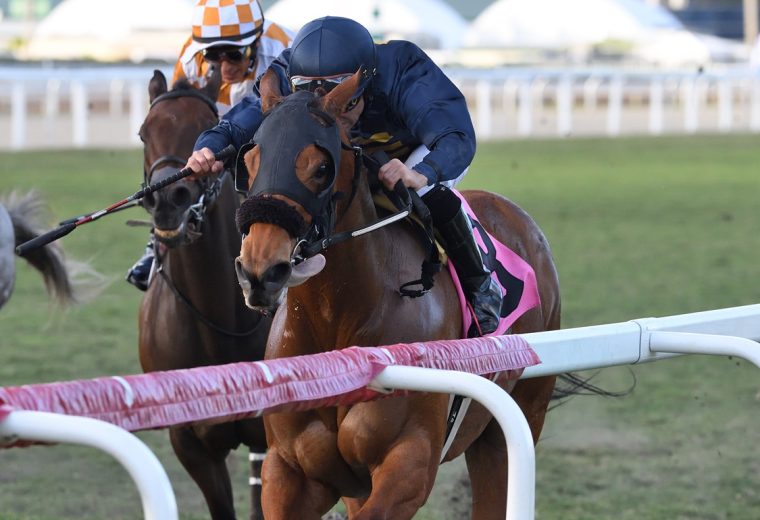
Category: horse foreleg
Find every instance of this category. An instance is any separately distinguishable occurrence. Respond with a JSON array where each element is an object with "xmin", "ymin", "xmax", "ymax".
[
  {"xmin": 169, "ymin": 426, "xmax": 235, "ymax": 520},
  {"xmin": 261, "ymin": 447, "xmax": 339, "ymax": 520},
  {"xmin": 349, "ymin": 439, "xmax": 437, "ymax": 520},
  {"xmin": 464, "ymin": 376, "xmax": 557, "ymax": 519},
  {"xmin": 465, "ymin": 418, "xmax": 508, "ymax": 520}
]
